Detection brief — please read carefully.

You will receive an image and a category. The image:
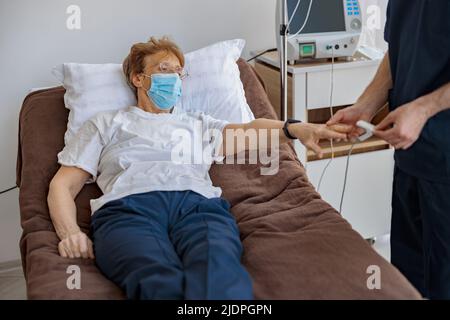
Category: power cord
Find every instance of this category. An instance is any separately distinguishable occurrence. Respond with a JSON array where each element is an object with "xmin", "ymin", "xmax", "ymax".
[
  {"xmin": 246, "ymin": 48, "xmax": 277, "ymax": 63},
  {"xmin": 317, "ymin": 46, "xmax": 335, "ymax": 192},
  {"xmin": 313, "ymin": 45, "xmax": 354, "ymax": 215},
  {"xmin": 0, "ymin": 186, "xmax": 18, "ymax": 195},
  {"xmin": 246, "ymin": 0, "xmax": 309, "ymax": 63},
  {"xmin": 288, "ymin": 0, "xmax": 314, "ymax": 38},
  {"xmin": 338, "ymin": 104, "xmax": 388, "ymax": 213},
  {"xmin": 339, "ymin": 143, "xmax": 356, "ymax": 213},
  {"xmin": 287, "ymin": 0, "xmax": 302, "ymax": 30}
]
